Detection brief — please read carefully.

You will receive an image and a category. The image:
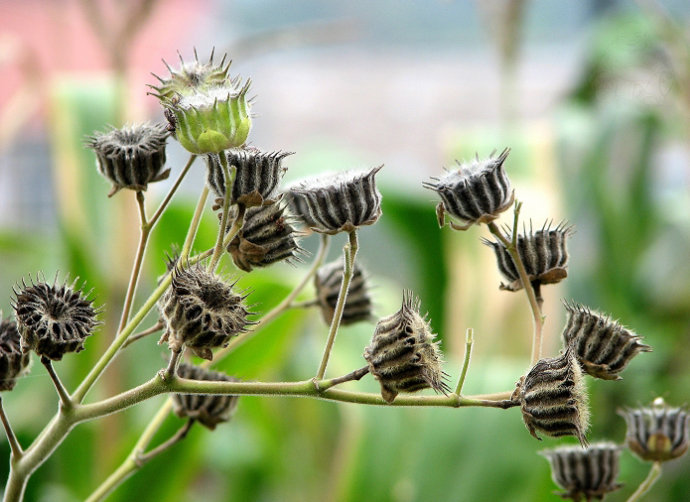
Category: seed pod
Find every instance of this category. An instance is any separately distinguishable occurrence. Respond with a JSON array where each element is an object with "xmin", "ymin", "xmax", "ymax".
[
  {"xmin": 513, "ymin": 349, "xmax": 589, "ymax": 446},
  {"xmin": 226, "ymin": 200, "xmax": 303, "ymax": 272},
  {"xmin": 422, "ymin": 149, "xmax": 513, "ymax": 230},
  {"xmin": 206, "ymin": 148, "xmax": 290, "ymax": 208},
  {"xmin": 483, "ymin": 220, "xmax": 572, "ymax": 291},
  {"xmin": 0, "ymin": 314, "xmax": 31, "ymax": 391},
  {"xmin": 160, "ymin": 265, "xmax": 254, "ymax": 360},
  {"xmin": 364, "ymin": 292, "xmax": 449, "ymax": 403},
  {"xmin": 173, "ymin": 363, "xmax": 239, "ymax": 430},
  {"xmin": 540, "ymin": 442, "xmax": 623, "ymax": 501},
  {"xmin": 283, "ymin": 186, "xmax": 319, "ymax": 230},
  {"xmin": 13, "ymin": 277, "xmax": 98, "ymax": 361},
  {"xmin": 562, "ymin": 302, "xmax": 651, "ymax": 380},
  {"xmin": 86, "ymin": 123, "xmax": 170, "ymax": 197},
  {"xmin": 314, "ymin": 259, "xmax": 373, "ymax": 326},
  {"xmin": 288, "ymin": 166, "xmax": 383, "ymax": 234},
  {"xmin": 619, "ymin": 398, "xmax": 690, "ymax": 462}
]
